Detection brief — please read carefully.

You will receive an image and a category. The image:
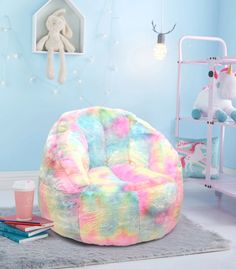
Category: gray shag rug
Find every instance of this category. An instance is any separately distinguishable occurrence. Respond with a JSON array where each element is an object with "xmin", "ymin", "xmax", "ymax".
[{"xmin": 0, "ymin": 208, "xmax": 230, "ymax": 269}]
